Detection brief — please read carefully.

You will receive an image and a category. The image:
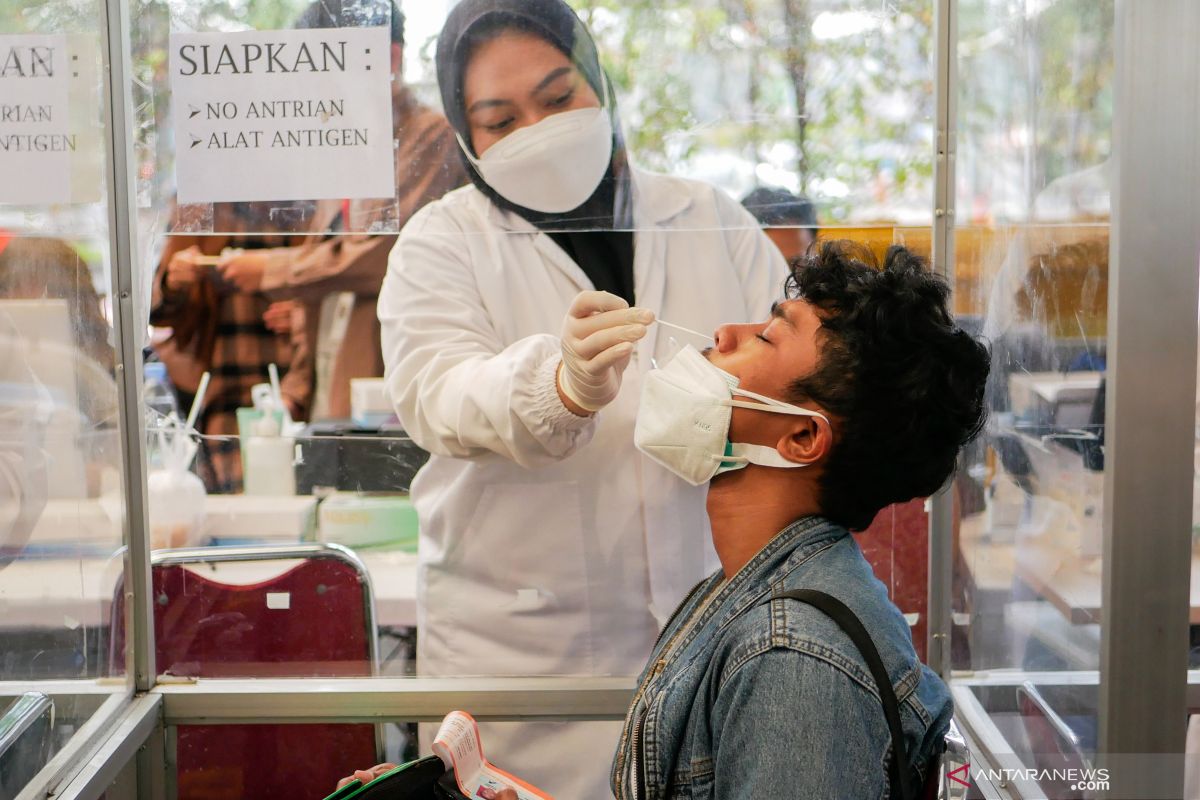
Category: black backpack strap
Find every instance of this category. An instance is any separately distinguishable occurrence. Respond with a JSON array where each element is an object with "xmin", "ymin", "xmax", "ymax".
[{"xmin": 771, "ymin": 589, "xmax": 913, "ymax": 800}]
